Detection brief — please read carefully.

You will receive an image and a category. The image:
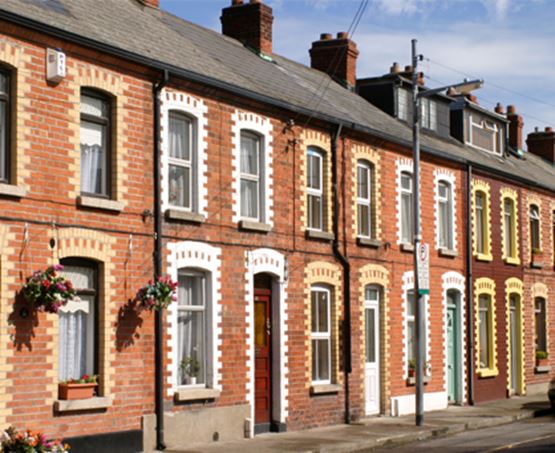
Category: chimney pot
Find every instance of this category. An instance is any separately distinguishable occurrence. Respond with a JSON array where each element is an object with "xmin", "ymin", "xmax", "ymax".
[
  {"xmin": 310, "ymin": 32, "xmax": 359, "ymax": 88},
  {"xmin": 507, "ymin": 104, "xmax": 516, "ymax": 115},
  {"xmin": 390, "ymin": 62, "xmax": 401, "ymax": 74},
  {"xmin": 545, "ymin": 126, "xmax": 553, "ymax": 133},
  {"xmin": 404, "ymin": 65, "xmax": 413, "ymax": 73},
  {"xmin": 221, "ymin": 0, "xmax": 273, "ymax": 54},
  {"xmin": 137, "ymin": 0, "xmax": 159, "ymax": 8},
  {"xmin": 494, "ymin": 102, "xmax": 505, "ymax": 114}
]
